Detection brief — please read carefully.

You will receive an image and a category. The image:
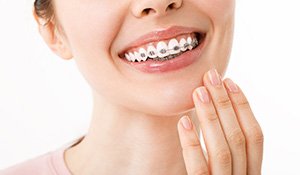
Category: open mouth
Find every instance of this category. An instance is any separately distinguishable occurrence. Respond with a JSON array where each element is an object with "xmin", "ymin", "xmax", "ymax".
[{"xmin": 118, "ymin": 32, "xmax": 206, "ymax": 62}]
